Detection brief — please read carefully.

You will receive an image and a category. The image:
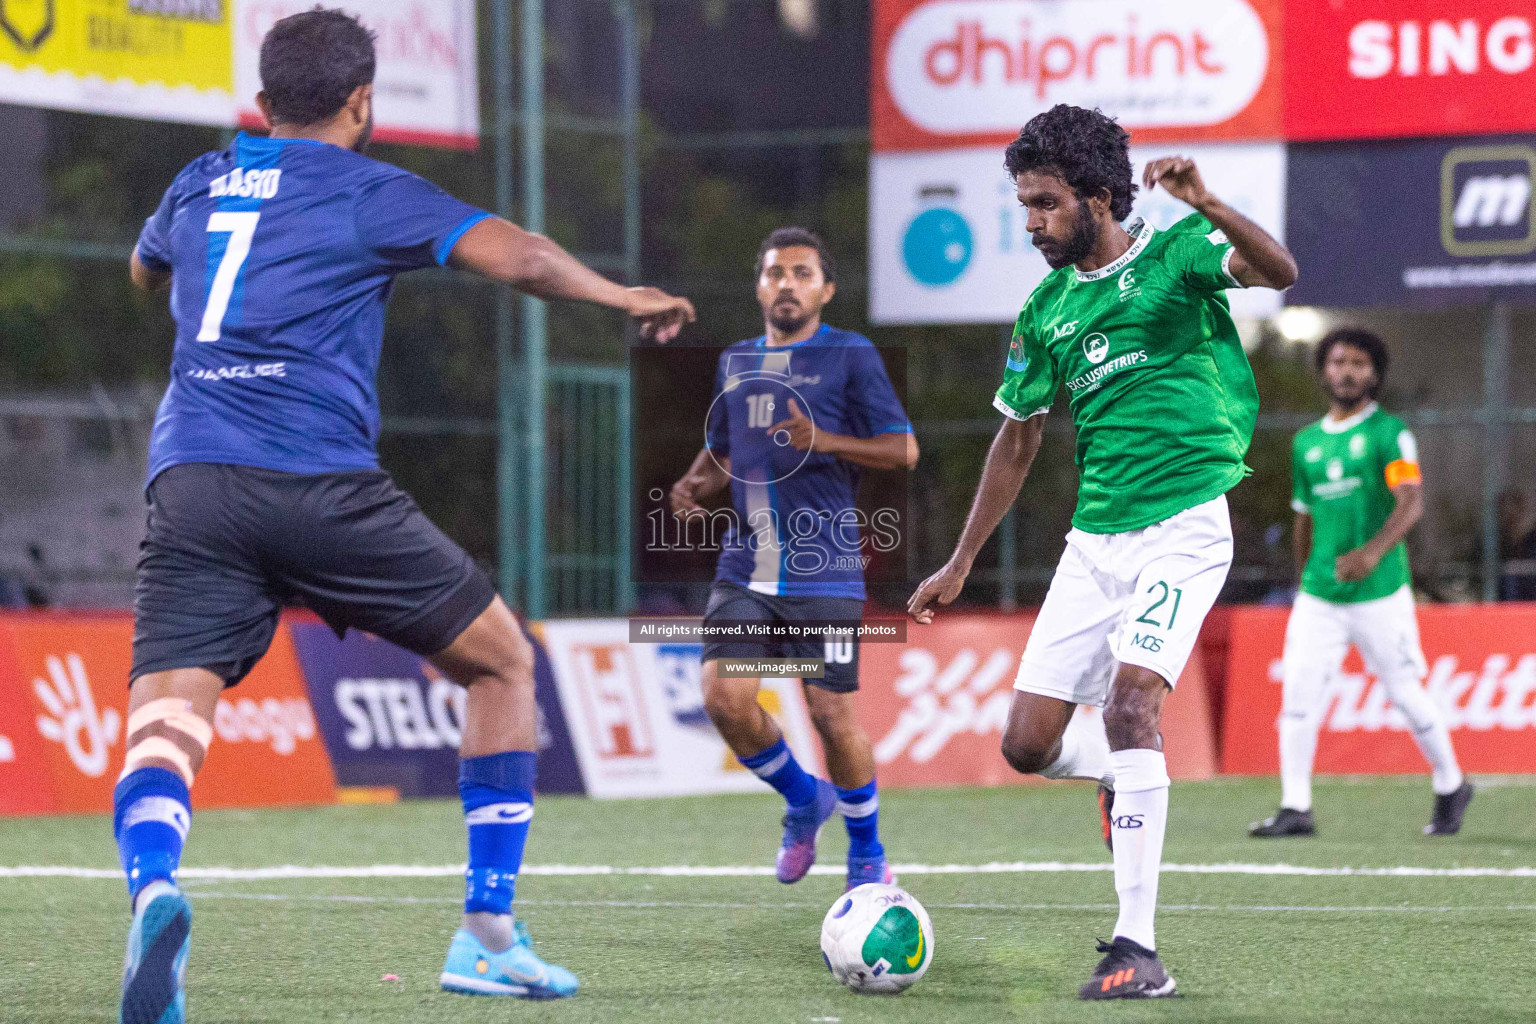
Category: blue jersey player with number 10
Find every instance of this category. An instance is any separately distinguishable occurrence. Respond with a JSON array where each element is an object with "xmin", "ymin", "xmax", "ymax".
[
  {"xmin": 115, "ymin": 9, "xmax": 693, "ymax": 1021},
  {"xmin": 669, "ymin": 228, "xmax": 918, "ymax": 891}
]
